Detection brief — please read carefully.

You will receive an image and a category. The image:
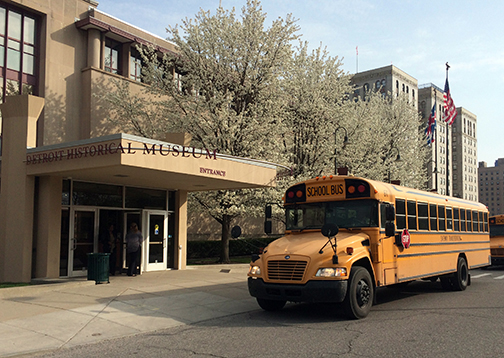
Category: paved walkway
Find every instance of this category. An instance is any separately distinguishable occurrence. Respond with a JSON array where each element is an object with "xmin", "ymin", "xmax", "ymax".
[{"xmin": 0, "ymin": 264, "xmax": 256, "ymax": 357}]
